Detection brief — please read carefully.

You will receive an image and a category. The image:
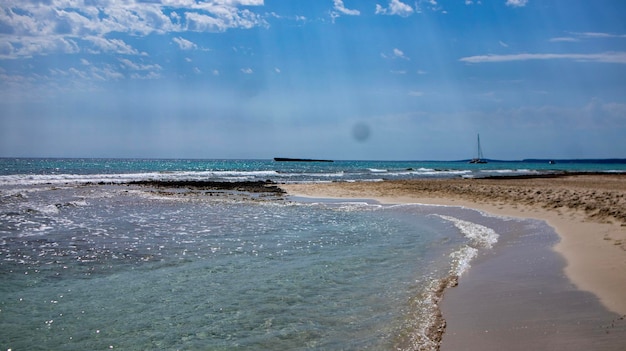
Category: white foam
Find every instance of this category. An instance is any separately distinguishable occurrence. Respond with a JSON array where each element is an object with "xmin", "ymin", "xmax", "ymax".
[
  {"xmin": 488, "ymin": 169, "xmax": 539, "ymax": 174},
  {"xmin": 336, "ymin": 201, "xmax": 383, "ymax": 211},
  {"xmin": 436, "ymin": 215, "xmax": 499, "ymax": 248},
  {"xmin": 386, "ymin": 169, "xmax": 472, "ymax": 177},
  {"xmin": 0, "ymin": 169, "xmax": 352, "ymax": 186},
  {"xmin": 32, "ymin": 204, "xmax": 60, "ymax": 215},
  {"xmin": 297, "ymin": 172, "xmax": 345, "ymax": 178},
  {"xmin": 449, "ymin": 246, "xmax": 478, "ymax": 276}
]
